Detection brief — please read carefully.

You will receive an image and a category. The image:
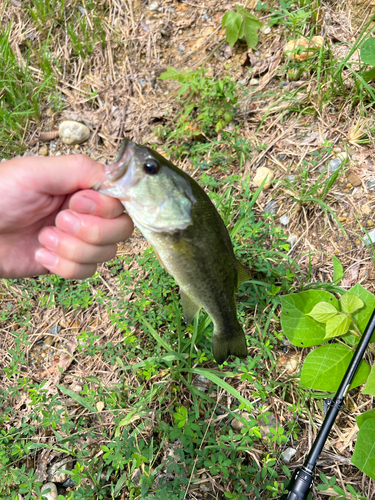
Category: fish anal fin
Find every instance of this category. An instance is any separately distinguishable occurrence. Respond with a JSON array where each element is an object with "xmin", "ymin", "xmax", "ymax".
[
  {"xmin": 180, "ymin": 289, "xmax": 201, "ymax": 325},
  {"xmin": 237, "ymin": 261, "xmax": 250, "ymax": 288}
]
